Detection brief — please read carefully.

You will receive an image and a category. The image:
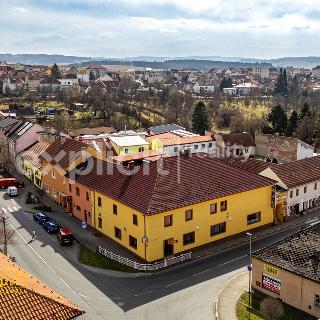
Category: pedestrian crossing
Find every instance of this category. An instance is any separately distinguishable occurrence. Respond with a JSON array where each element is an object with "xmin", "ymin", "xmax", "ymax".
[{"xmin": 1, "ymin": 207, "xmax": 19, "ymax": 213}]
